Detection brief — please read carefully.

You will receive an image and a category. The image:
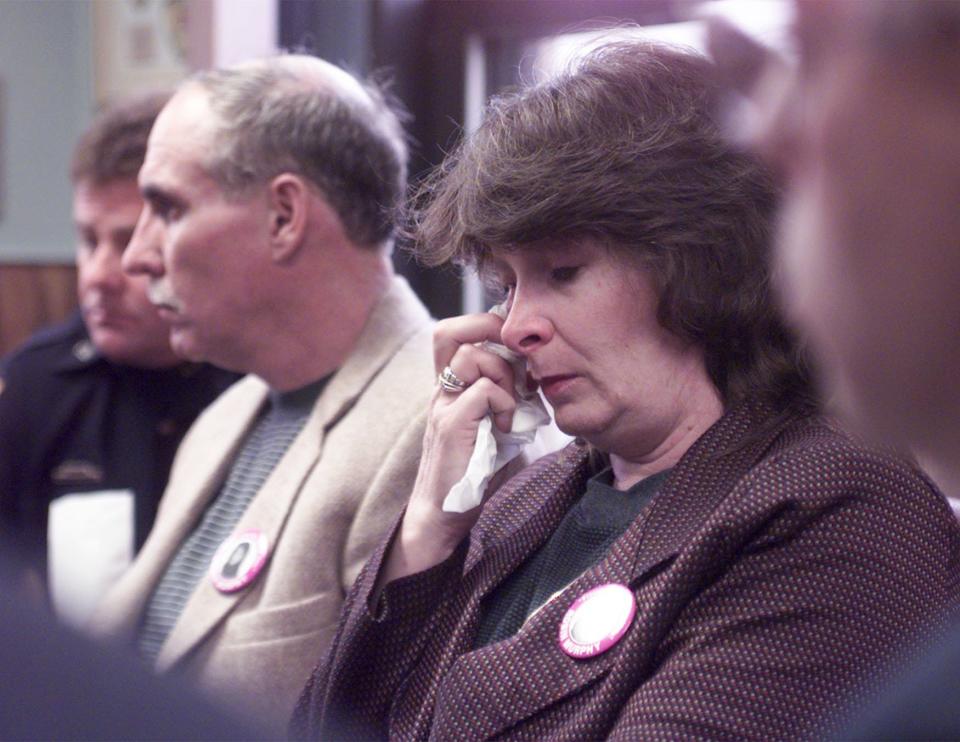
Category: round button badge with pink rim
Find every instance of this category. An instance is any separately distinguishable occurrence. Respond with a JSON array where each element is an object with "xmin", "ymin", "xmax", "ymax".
[
  {"xmin": 209, "ymin": 528, "xmax": 270, "ymax": 593},
  {"xmin": 558, "ymin": 583, "xmax": 637, "ymax": 659}
]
